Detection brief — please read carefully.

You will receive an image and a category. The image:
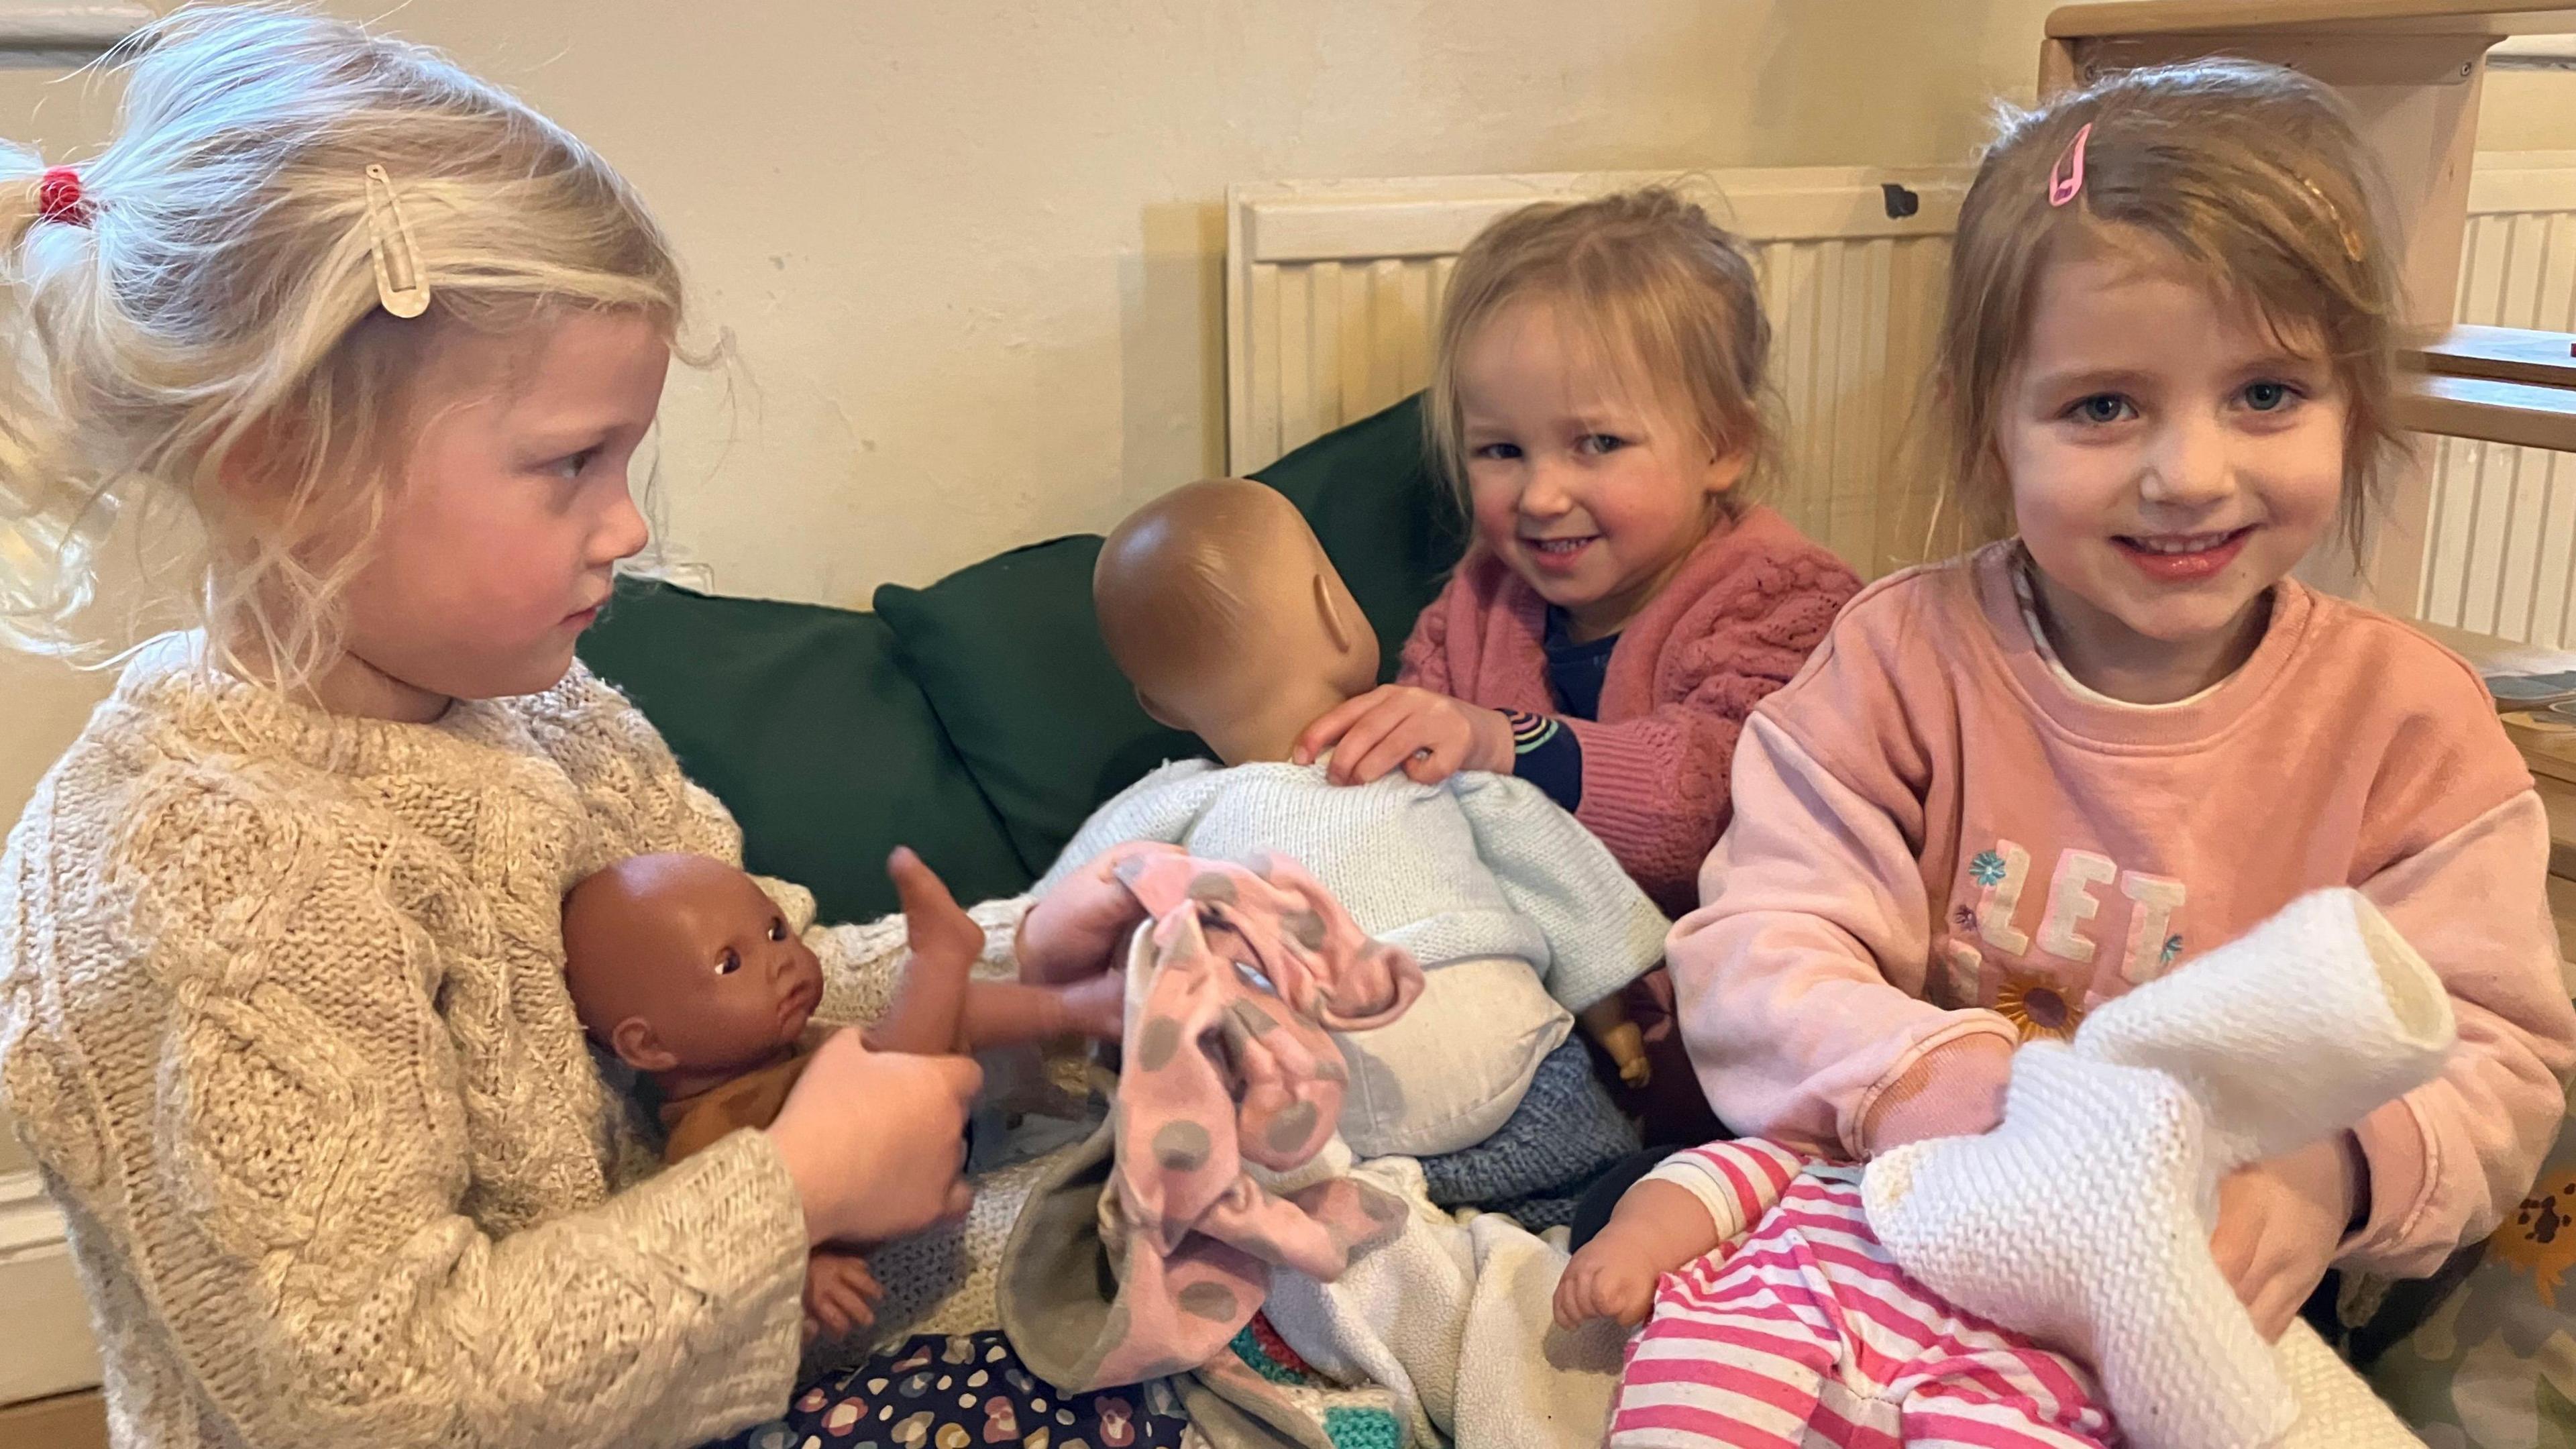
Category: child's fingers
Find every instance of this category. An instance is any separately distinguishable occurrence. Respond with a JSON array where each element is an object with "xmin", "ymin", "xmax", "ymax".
[
  {"xmin": 929, "ymin": 1051, "xmax": 985, "ymax": 1108},
  {"xmin": 1399, "ymin": 736, "xmax": 1462, "ymax": 784},
  {"xmin": 1351, "ymin": 716, "xmax": 1444, "ymax": 787},
  {"xmin": 1292, "ymin": 688, "xmax": 1387, "ymax": 765},
  {"xmin": 1327, "ymin": 704, "xmax": 1415, "ymax": 784}
]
